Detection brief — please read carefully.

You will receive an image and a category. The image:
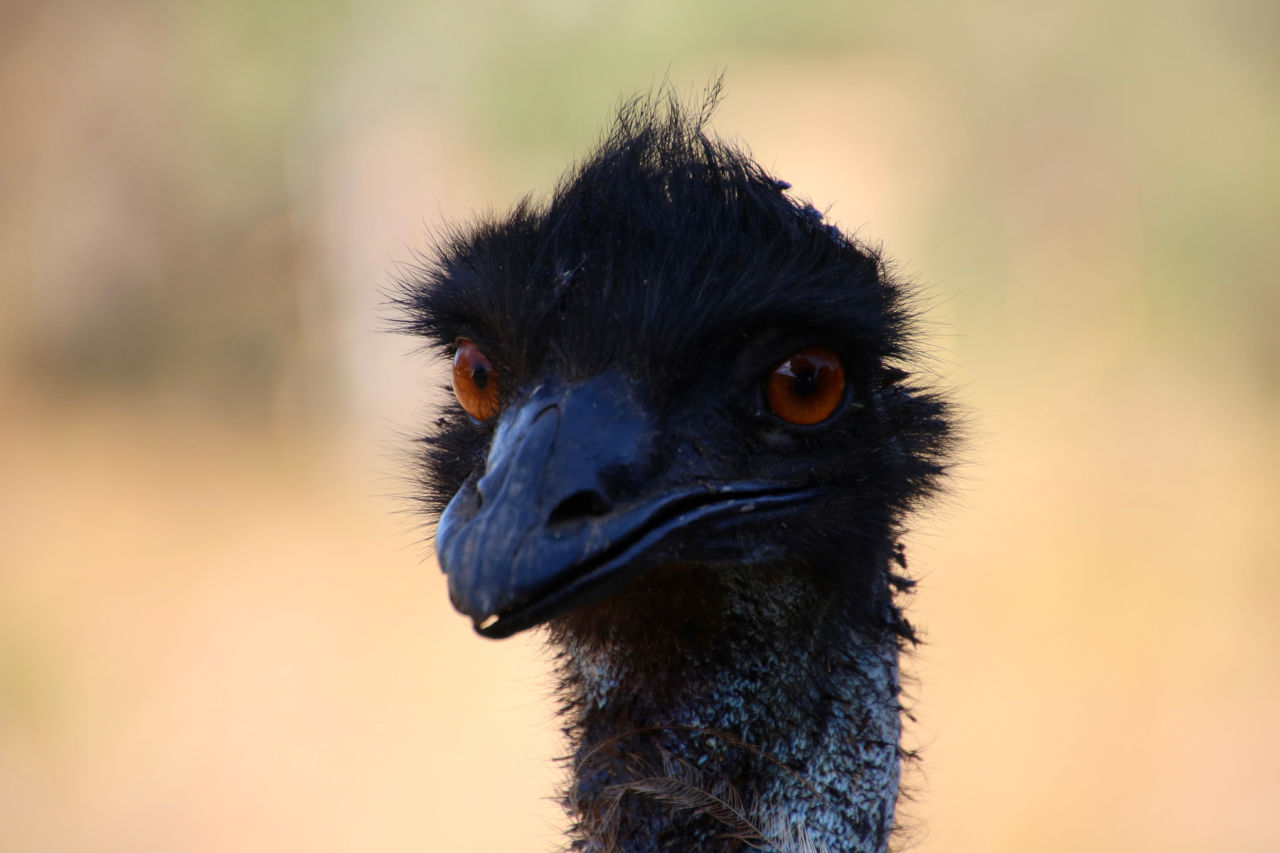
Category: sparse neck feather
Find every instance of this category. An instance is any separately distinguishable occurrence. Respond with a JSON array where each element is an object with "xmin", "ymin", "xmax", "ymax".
[{"xmin": 549, "ymin": 564, "xmax": 903, "ymax": 853}]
